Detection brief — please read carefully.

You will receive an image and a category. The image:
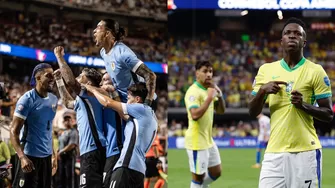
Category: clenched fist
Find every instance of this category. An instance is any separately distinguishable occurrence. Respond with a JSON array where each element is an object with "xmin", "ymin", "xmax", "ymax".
[{"xmin": 54, "ymin": 46, "xmax": 65, "ymax": 58}]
